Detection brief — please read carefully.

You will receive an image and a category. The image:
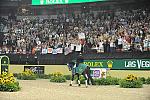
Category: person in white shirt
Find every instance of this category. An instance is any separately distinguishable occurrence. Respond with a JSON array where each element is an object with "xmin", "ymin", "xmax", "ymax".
[
  {"xmin": 117, "ymin": 36, "xmax": 123, "ymax": 51},
  {"xmin": 98, "ymin": 40, "xmax": 104, "ymax": 53},
  {"xmin": 143, "ymin": 36, "xmax": 148, "ymax": 51},
  {"xmin": 110, "ymin": 39, "xmax": 116, "ymax": 52}
]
